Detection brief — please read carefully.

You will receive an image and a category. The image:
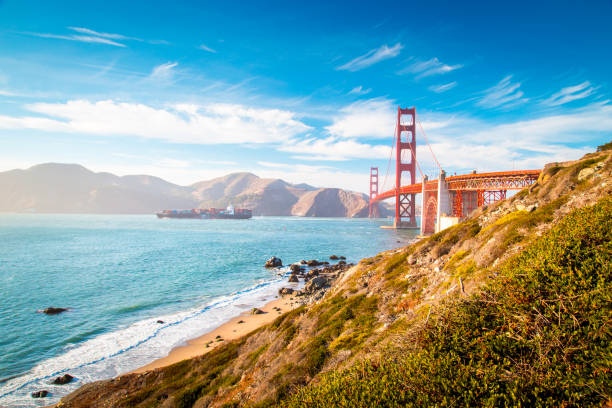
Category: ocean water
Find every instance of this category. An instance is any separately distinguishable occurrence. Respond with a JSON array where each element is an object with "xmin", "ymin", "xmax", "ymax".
[{"xmin": 0, "ymin": 214, "xmax": 418, "ymax": 407}]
